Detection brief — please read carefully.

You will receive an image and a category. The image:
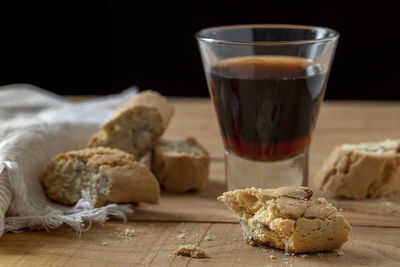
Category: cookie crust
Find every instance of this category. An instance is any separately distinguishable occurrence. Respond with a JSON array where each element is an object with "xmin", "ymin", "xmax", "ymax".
[
  {"xmin": 41, "ymin": 147, "xmax": 160, "ymax": 207},
  {"xmin": 218, "ymin": 186, "xmax": 351, "ymax": 253},
  {"xmin": 315, "ymin": 140, "xmax": 400, "ymax": 199},
  {"xmin": 88, "ymin": 90, "xmax": 174, "ymax": 158},
  {"xmin": 152, "ymin": 137, "xmax": 210, "ymax": 192}
]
